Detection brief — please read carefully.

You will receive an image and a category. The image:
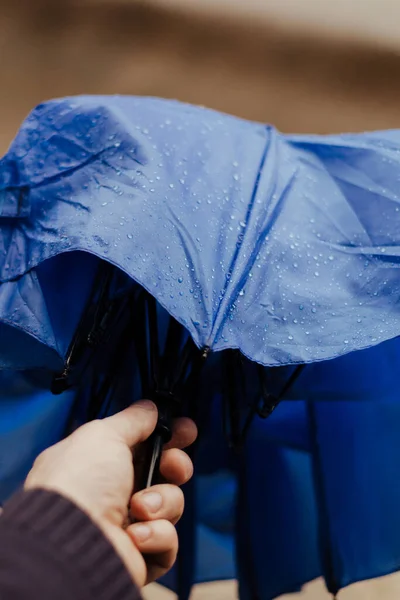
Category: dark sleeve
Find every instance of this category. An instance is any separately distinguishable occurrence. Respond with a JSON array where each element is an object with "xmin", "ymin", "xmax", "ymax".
[{"xmin": 0, "ymin": 489, "xmax": 143, "ymax": 600}]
